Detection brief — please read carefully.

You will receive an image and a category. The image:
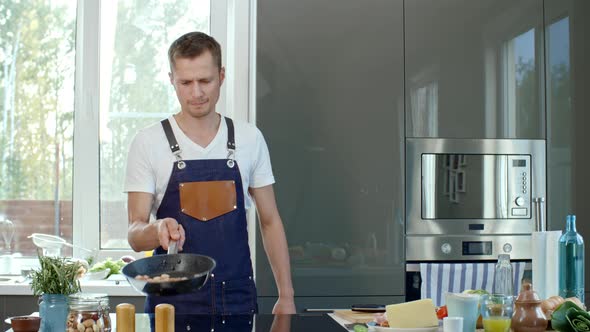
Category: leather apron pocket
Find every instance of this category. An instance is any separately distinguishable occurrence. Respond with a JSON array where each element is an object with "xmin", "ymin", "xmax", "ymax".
[{"xmin": 179, "ymin": 180, "xmax": 237, "ymax": 222}]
